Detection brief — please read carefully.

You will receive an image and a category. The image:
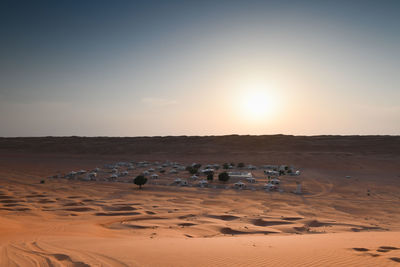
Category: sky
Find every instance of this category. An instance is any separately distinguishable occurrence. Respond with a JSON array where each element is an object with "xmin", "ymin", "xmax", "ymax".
[{"xmin": 0, "ymin": 0, "xmax": 399, "ymax": 136}]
